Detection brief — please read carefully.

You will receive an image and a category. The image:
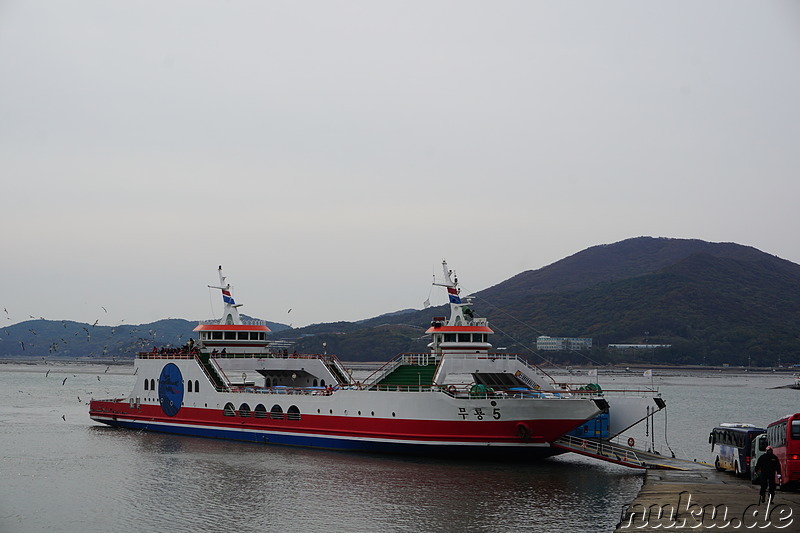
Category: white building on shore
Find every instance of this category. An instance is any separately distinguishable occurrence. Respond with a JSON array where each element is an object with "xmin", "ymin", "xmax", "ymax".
[{"xmin": 536, "ymin": 335, "xmax": 592, "ymax": 351}]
